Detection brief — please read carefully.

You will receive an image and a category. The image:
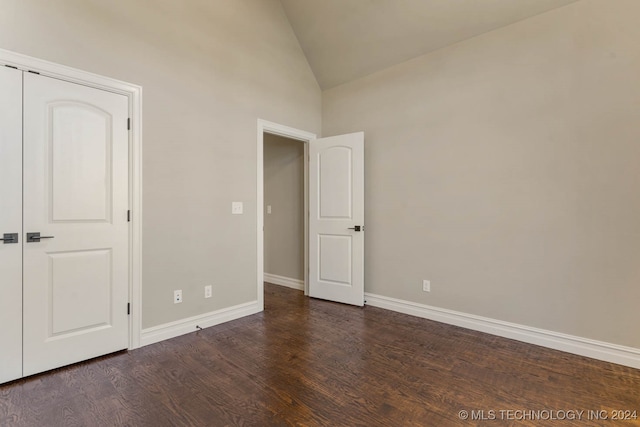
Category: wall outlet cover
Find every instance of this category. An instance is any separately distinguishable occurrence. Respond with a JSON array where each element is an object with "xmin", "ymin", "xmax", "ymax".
[
  {"xmin": 232, "ymin": 201, "xmax": 243, "ymax": 214},
  {"xmin": 174, "ymin": 289, "xmax": 183, "ymax": 303},
  {"xmin": 422, "ymin": 280, "xmax": 431, "ymax": 292}
]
